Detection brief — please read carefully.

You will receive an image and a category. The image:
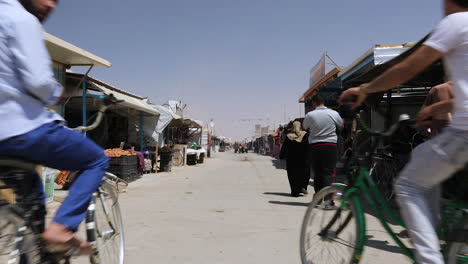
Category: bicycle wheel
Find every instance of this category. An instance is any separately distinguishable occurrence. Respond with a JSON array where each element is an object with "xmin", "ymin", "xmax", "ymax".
[
  {"xmin": 446, "ymin": 219, "xmax": 468, "ymax": 264},
  {"xmin": 0, "ymin": 204, "xmax": 41, "ymax": 264},
  {"xmin": 300, "ymin": 186, "xmax": 365, "ymax": 264},
  {"xmin": 87, "ymin": 179, "xmax": 125, "ymax": 264},
  {"xmin": 369, "ymin": 157, "xmax": 400, "ymax": 203}
]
